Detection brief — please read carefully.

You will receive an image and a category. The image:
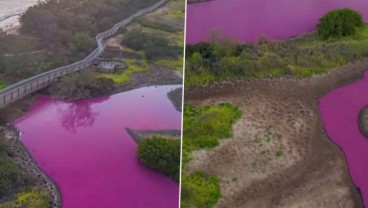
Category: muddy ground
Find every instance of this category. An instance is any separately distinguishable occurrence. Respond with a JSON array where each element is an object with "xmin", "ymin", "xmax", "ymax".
[{"xmin": 184, "ymin": 58, "xmax": 368, "ymax": 208}]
